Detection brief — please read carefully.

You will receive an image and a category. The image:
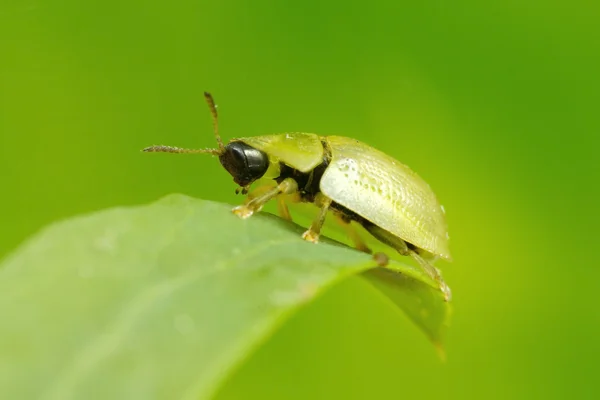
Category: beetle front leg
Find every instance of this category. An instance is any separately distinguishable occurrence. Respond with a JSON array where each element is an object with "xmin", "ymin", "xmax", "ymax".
[
  {"xmin": 302, "ymin": 193, "xmax": 332, "ymax": 243},
  {"xmin": 232, "ymin": 178, "xmax": 298, "ymax": 219}
]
